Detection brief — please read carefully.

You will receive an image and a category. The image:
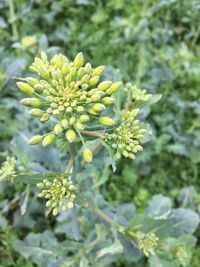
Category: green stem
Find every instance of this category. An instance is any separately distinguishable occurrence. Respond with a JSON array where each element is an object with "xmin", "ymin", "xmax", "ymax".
[{"xmin": 8, "ymin": 0, "xmax": 19, "ymax": 40}]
